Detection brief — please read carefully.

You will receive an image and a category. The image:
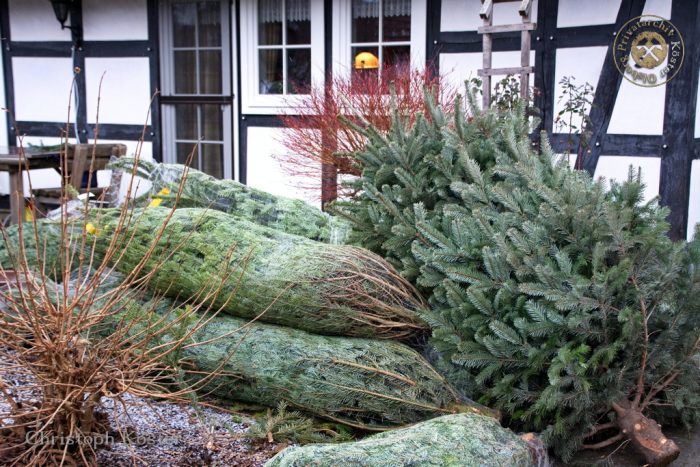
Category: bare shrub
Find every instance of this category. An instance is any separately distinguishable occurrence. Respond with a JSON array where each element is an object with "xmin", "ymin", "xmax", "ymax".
[
  {"xmin": 276, "ymin": 64, "xmax": 458, "ymax": 203},
  {"xmin": 0, "ymin": 131, "xmax": 241, "ymax": 465}
]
